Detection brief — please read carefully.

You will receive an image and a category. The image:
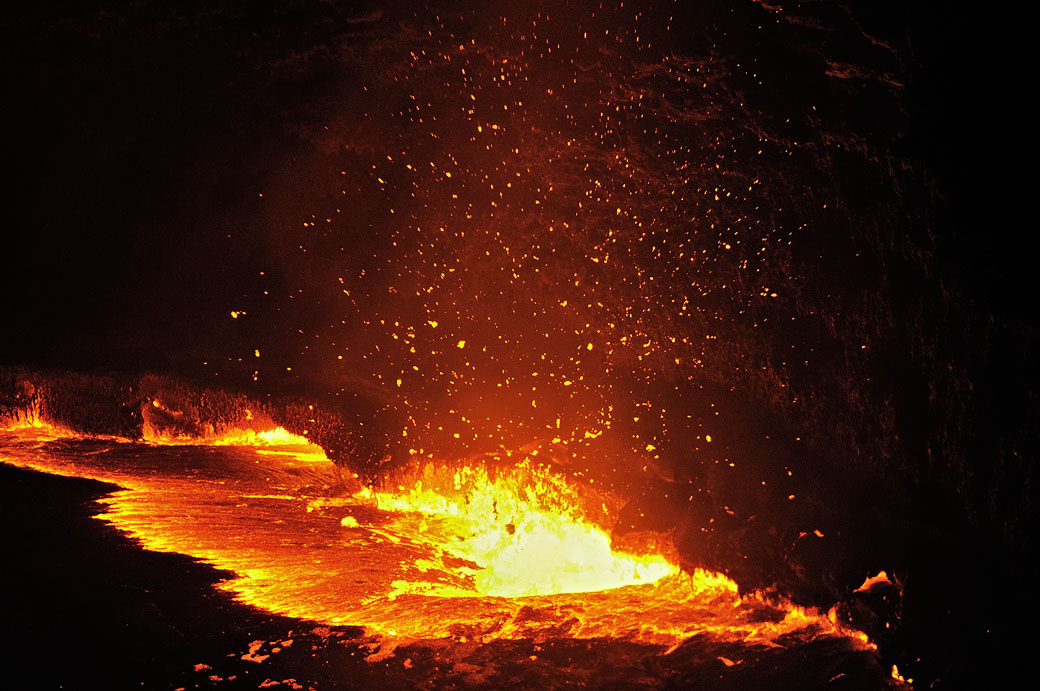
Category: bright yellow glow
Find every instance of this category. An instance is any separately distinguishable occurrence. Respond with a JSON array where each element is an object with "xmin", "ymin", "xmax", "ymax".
[{"xmin": 368, "ymin": 460, "xmax": 676, "ymax": 597}]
